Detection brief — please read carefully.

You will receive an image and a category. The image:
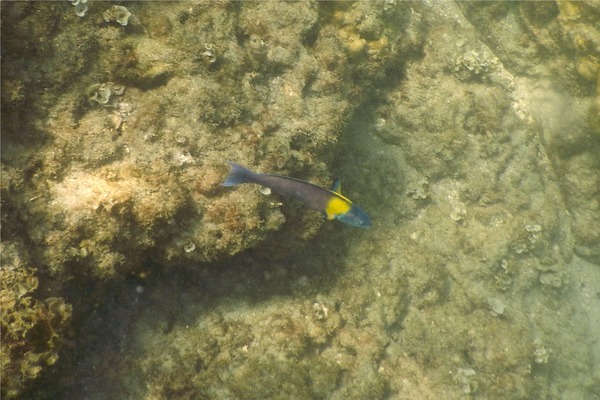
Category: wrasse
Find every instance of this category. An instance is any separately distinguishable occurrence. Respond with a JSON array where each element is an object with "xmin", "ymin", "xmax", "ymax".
[{"xmin": 222, "ymin": 161, "xmax": 371, "ymax": 228}]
